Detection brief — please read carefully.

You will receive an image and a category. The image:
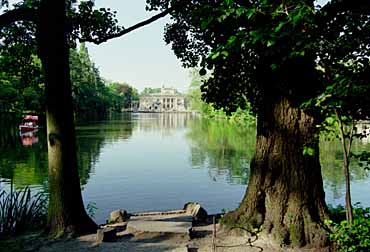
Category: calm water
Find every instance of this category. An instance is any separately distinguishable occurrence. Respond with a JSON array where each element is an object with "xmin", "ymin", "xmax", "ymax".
[{"xmin": 0, "ymin": 113, "xmax": 369, "ymax": 224}]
